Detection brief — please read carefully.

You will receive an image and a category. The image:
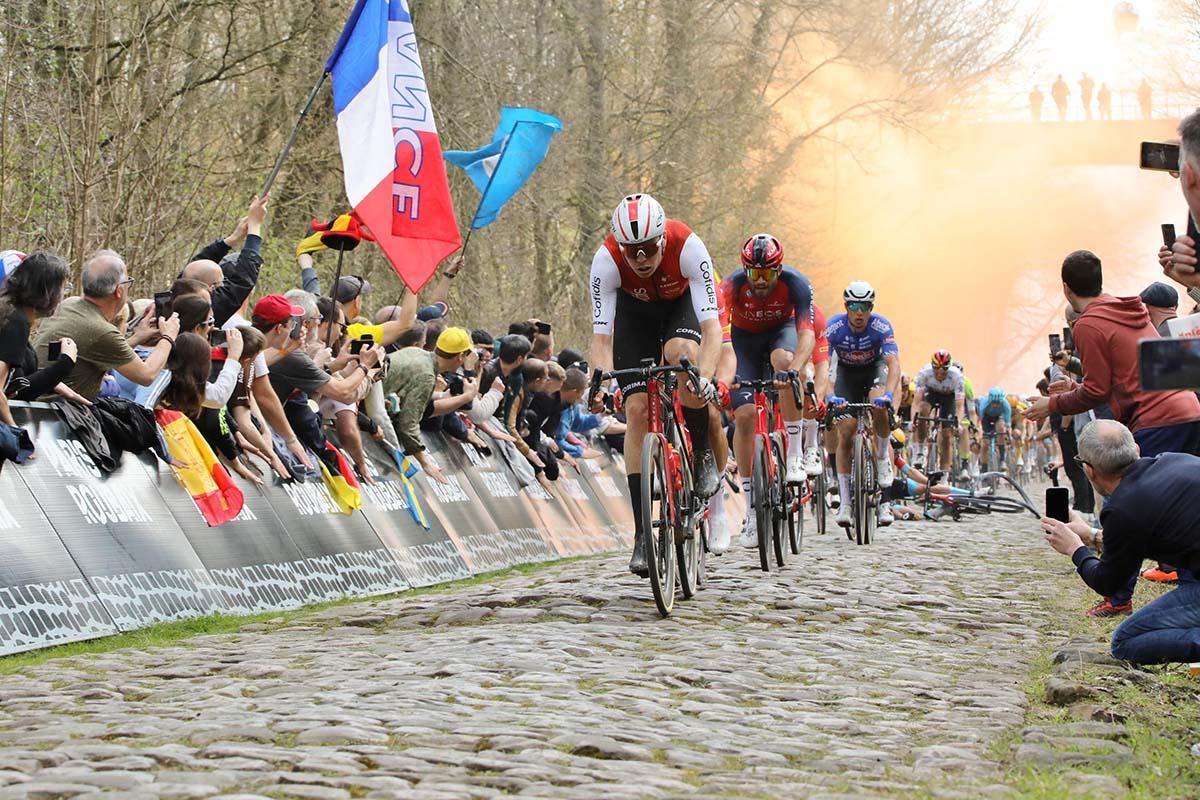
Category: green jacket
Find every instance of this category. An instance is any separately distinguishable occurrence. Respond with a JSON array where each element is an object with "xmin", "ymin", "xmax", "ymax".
[{"xmin": 382, "ymin": 347, "xmax": 435, "ymax": 454}]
